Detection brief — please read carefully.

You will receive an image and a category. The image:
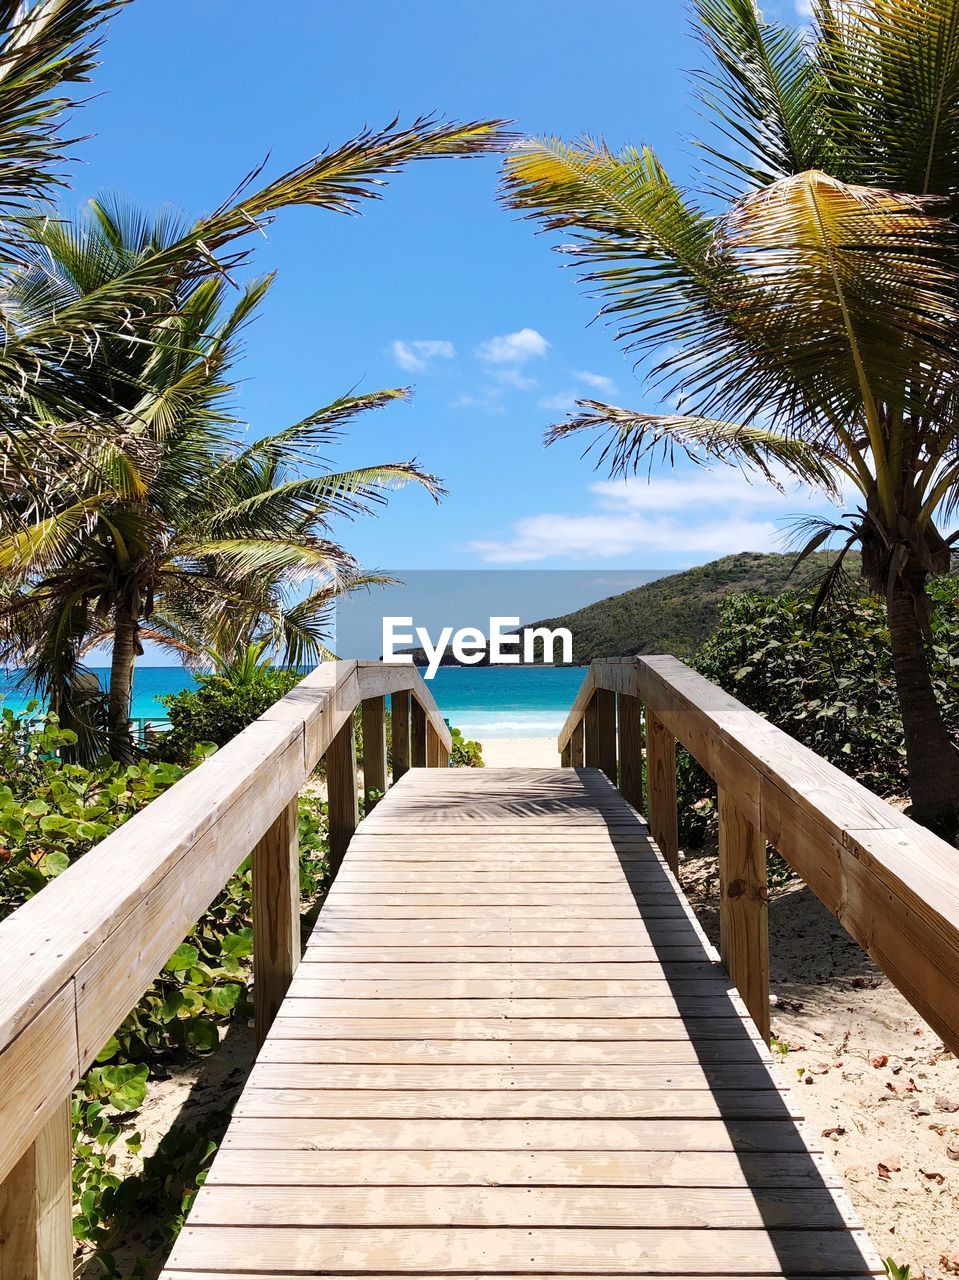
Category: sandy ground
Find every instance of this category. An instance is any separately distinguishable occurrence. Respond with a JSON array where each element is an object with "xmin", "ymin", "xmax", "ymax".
[
  {"xmin": 682, "ymin": 847, "xmax": 959, "ymax": 1279},
  {"xmin": 479, "ymin": 736, "xmax": 559, "ymax": 767}
]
